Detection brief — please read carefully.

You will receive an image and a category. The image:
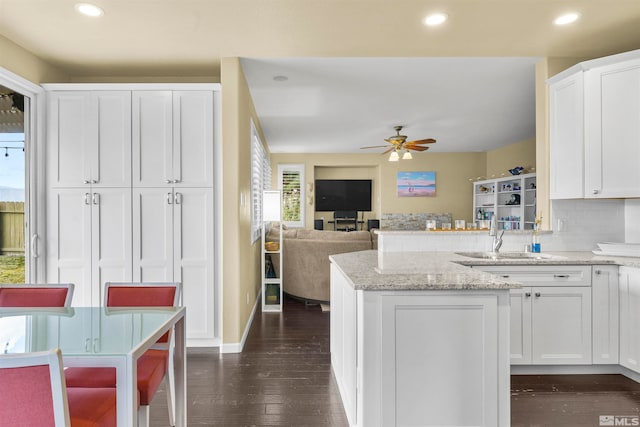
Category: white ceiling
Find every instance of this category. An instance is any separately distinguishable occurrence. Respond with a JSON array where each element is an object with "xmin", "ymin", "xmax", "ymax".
[
  {"xmin": 241, "ymin": 57, "xmax": 538, "ymax": 153},
  {"xmin": 2, "ymin": 1, "xmax": 640, "ymax": 153}
]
